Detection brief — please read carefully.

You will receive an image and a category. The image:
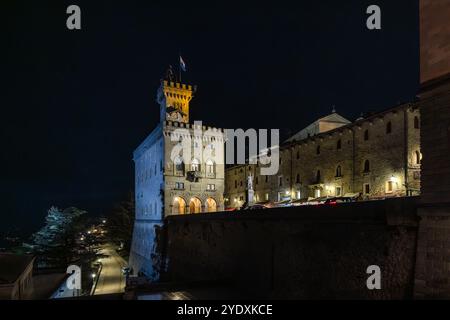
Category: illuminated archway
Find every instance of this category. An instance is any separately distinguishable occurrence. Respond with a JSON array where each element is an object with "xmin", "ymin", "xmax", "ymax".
[
  {"xmin": 189, "ymin": 197, "xmax": 202, "ymax": 214},
  {"xmin": 172, "ymin": 197, "xmax": 186, "ymax": 215},
  {"xmin": 205, "ymin": 197, "xmax": 217, "ymax": 213}
]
